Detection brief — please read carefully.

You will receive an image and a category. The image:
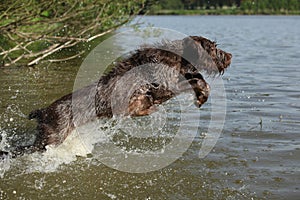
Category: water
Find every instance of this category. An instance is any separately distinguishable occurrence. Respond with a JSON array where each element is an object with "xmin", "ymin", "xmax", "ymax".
[{"xmin": 0, "ymin": 16, "xmax": 300, "ymax": 199}]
